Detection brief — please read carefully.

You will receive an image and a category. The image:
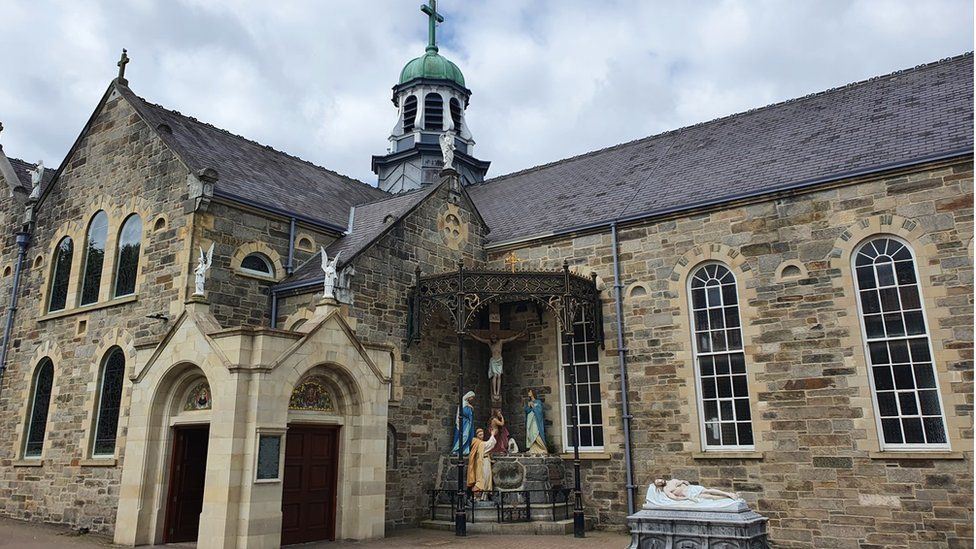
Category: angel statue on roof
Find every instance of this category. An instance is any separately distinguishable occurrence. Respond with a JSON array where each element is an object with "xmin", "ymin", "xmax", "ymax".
[
  {"xmin": 193, "ymin": 243, "xmax": 215, "ymax": 296},
  {"xmin": 439, "ymin": 131, "xmax": 455, "ymax": 171},
  {"xmin": 320, "ymin": 248, "xmax": 342, "ymax": 300}
]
